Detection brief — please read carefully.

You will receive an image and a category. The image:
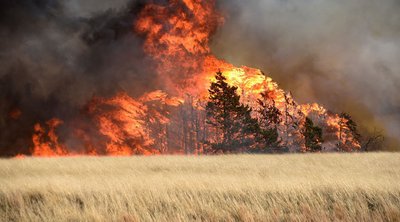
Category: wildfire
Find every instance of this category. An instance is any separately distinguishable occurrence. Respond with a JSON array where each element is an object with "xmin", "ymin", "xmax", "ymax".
[
  {"xmin": 24, "ymin": 0, "xmax": 360, "ymax": 157},
  {"xmin": 135, "ymin": 0, "xmax": 223, "ymax": 93},
  {"xmin": 86, "ymin": 91, "xmax": 182, "ymax": 156},
  {"xmin": 32, "ymin": 118, "xmax": 68, "ymax": 157},
  {"xmin": 9, "ymin": 108, "xmax": 22, "ymax": 120}
]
